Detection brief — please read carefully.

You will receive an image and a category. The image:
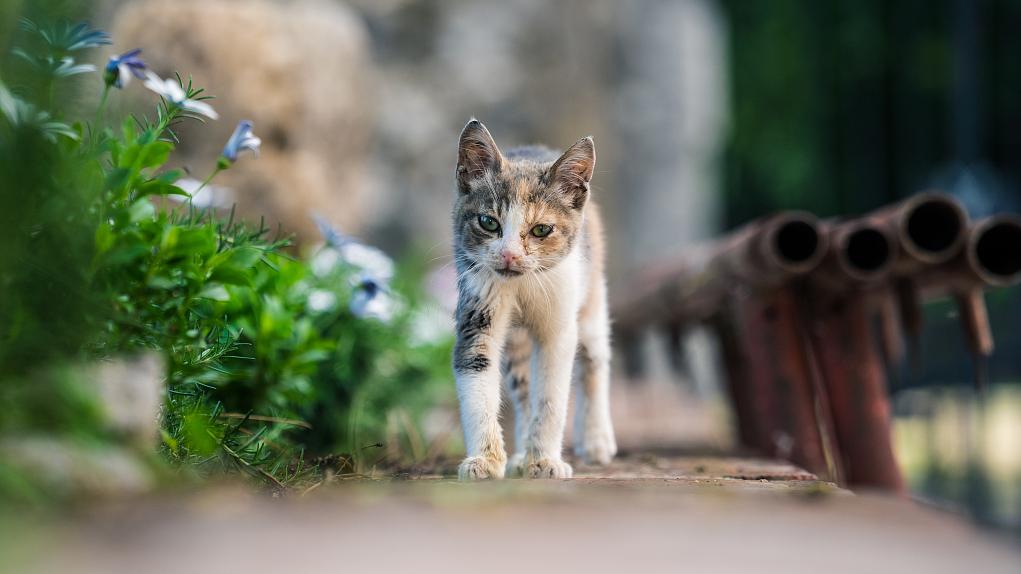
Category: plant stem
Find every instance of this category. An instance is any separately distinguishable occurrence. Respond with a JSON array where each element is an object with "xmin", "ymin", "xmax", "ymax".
[
  {"xmin": 193, "ymin": 165, "xmax": 224, "ymax": 198},
  {"xmin": 94, "ymin": 85, "xmax": 110, "ymax": 129}
]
